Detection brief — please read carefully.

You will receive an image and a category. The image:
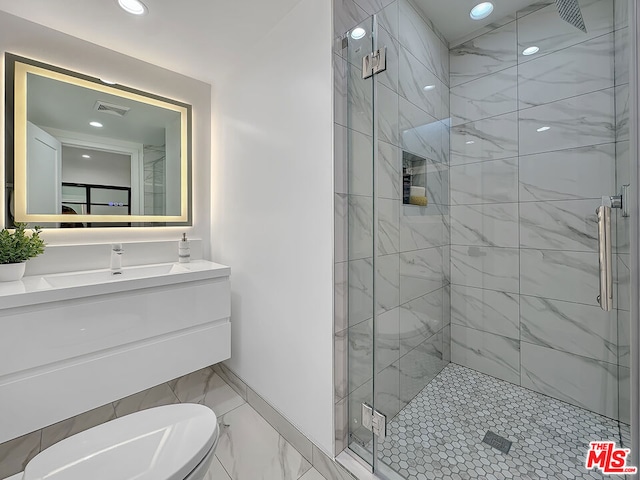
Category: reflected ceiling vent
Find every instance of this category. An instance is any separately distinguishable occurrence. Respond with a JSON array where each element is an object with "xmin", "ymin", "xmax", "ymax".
[{"xmin": 94, "ymin": 100, "xmax": 131, "ymax": 117}]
